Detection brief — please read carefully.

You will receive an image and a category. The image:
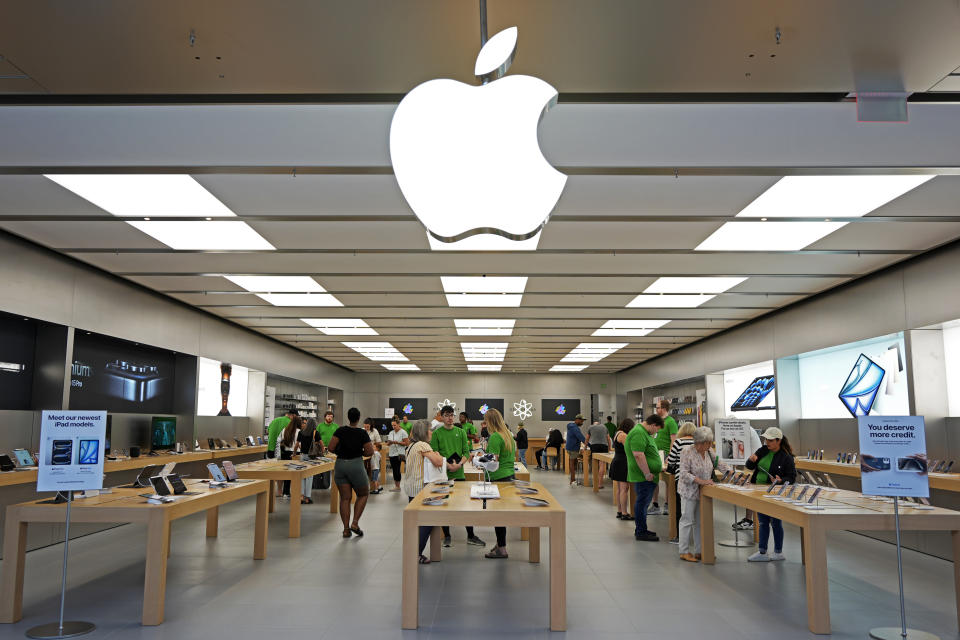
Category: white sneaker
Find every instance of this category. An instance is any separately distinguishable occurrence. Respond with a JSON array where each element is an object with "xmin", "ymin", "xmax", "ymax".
[
  {"xmin": 747, "ymin": 551, "xmax": 771, "ymax": 562},
  {"xmin": 570, "ymin": 481, "xmax": 577, "ymax": 486},
  {"xmin": 769, "ymin": 552, "xmax": 786, "ymax": 561}
]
